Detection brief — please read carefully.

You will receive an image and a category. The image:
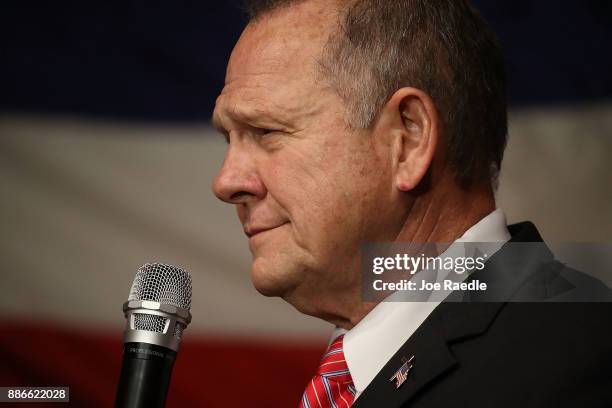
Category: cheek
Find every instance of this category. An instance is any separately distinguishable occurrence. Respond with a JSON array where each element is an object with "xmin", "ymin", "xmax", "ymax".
[
  {"xmin": 272, "ymin": 148, "xmax": 354, "ymax": 209},
  {"xmin": 263, "ymin": 147, "xmax": 331, "ymax": 205},
  {"xmin": 259, "ymin": 151, "xmax": 347, "ymax": 246},
  {"xmin": 276, "ymin": 154, "xmax": 371, "ymax": 240}
]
